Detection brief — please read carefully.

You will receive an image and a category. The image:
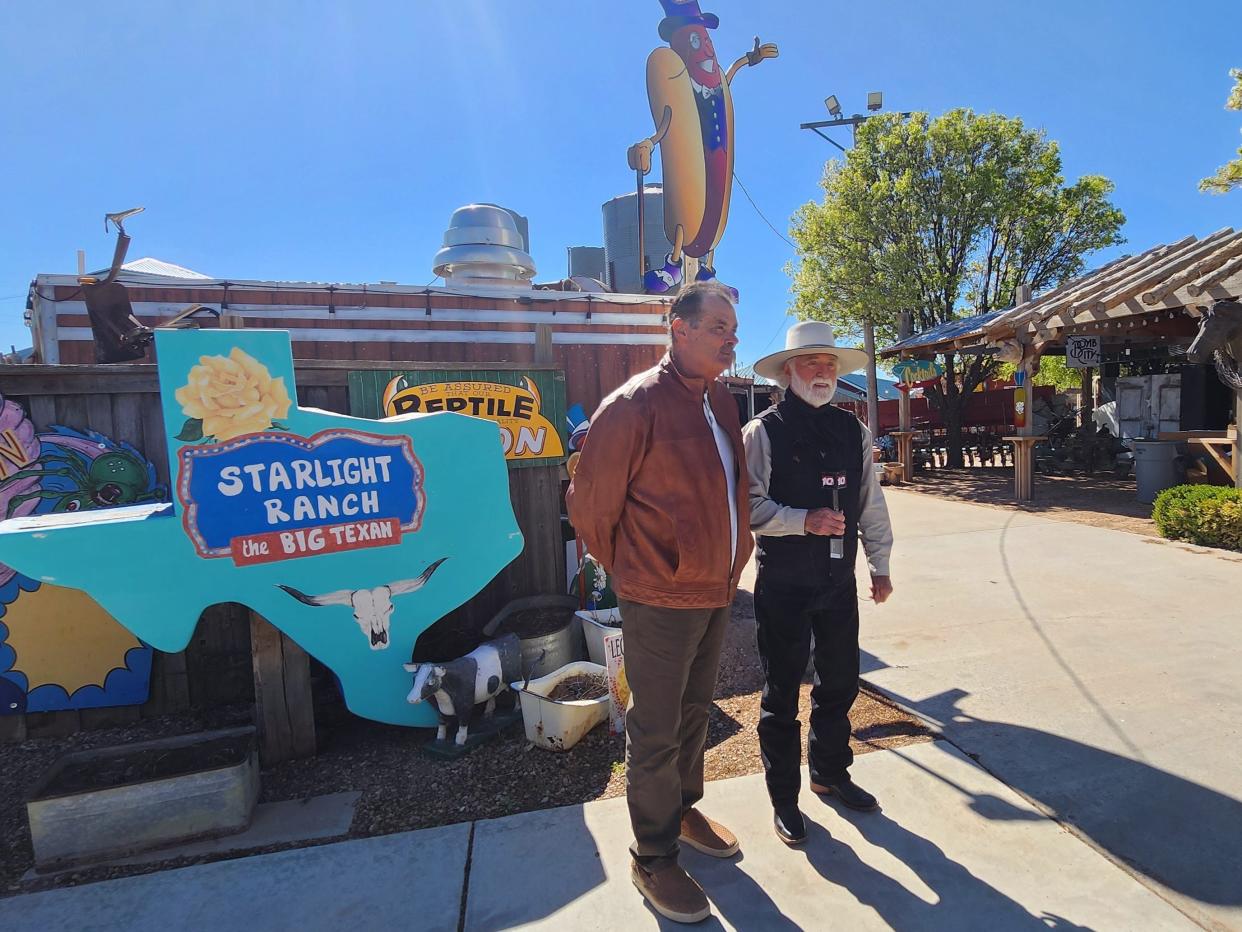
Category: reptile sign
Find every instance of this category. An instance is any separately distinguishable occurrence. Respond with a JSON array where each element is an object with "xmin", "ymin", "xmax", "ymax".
[{"xmin": 381, "ymin": 376, "xmax": 565, "ymax": 461}]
